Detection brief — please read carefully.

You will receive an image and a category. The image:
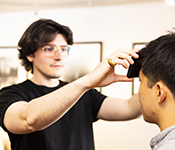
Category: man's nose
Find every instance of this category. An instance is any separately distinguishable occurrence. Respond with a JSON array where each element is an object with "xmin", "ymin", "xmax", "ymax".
[{"xmin": 53, "ymin": 49, "xmax": 62, "ymax": 59}]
